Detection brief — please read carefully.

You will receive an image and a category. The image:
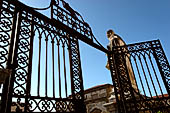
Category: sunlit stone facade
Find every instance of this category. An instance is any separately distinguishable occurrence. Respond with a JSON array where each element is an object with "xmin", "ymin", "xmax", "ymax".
[{"xmin": 84, "ymin": 84, "xmax": 118, "ymax": 113}]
